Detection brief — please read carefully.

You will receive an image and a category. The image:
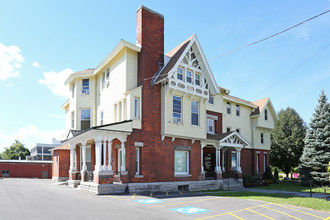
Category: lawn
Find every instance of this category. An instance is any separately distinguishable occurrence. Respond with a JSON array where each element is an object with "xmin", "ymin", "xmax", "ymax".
[
  {"xmin": 253, "ymin": 182, "xmax": 330, "ymax": 195},
  {"xmin": 208, "ymin": 191, "xmax": 330, "ymax": 212}
]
